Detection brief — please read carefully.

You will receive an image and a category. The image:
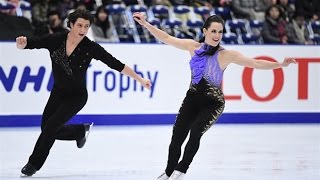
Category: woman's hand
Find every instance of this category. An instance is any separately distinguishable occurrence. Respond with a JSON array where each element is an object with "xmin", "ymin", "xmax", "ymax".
[
  {"xmin": 281, "ymin": 57, "xmax": 296, "ymax": 67},
  {"xmin": 133, "ymin": 12, "xmax": 147, "ymax": 26},
  {"xmin": 16, "ymin": 36, "xmax": 27, "ymax": 49},
  {"xmin": 140, "ymin": 78, "xmax": 152, "ymax": 90}
]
